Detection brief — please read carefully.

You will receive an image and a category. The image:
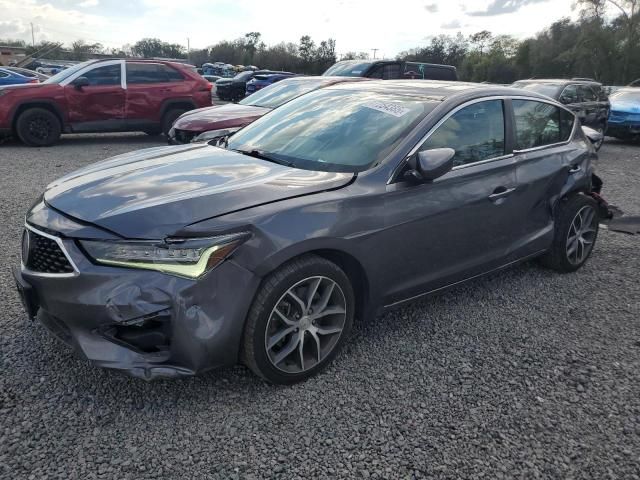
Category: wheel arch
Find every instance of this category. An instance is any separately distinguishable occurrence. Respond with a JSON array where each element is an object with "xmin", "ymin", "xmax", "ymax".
[
  {"xmin": 251, "ymin": 245, "xmax": 374, "ymax": 324},
  {"xmin": 160, "ymin": 98, "xmax": 197, "ymax": 118},
  {"xmin": 11, "ymin": 101, "xmax": 65, "ymax": 133}
]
